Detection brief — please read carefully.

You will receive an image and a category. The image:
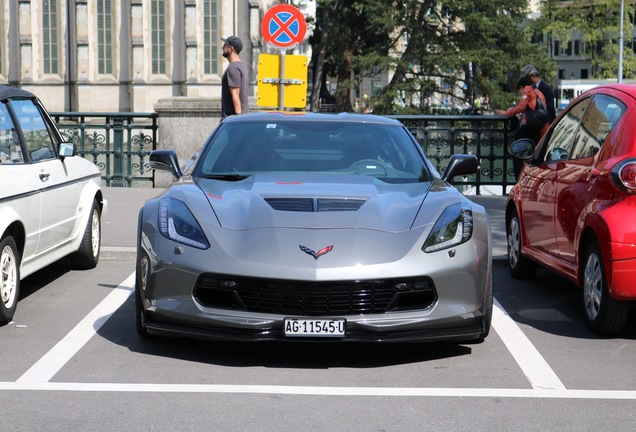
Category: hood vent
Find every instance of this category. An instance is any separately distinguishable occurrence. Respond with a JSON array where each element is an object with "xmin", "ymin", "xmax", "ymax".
[{"xmin": 265, "ymin": 197, "xmax": 367, "ymax": 212}]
